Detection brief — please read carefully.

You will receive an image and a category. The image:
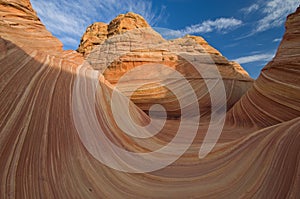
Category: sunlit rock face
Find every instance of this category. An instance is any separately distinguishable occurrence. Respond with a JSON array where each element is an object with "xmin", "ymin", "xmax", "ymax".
[
  {"xmin": 79, "ymin": 14, "xmax": 253, "ymax": 118},
  {"xmin": 77, "ymin": 22, "xmax": 108, "ymax": 56},
  {"xmin": 0, "ymin": 0, "xmax": 63, "ymax": 52},
  {"xmin": 0, "ymin": 0, "xmax": 300, "ymax": 198},
  {"xmin": 226, "ymin": 7, "xmax": 300, "ymax": 128},
  {"xmin": 77, "ymin": 12, "xmax": 150, "ymax": 57}
]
